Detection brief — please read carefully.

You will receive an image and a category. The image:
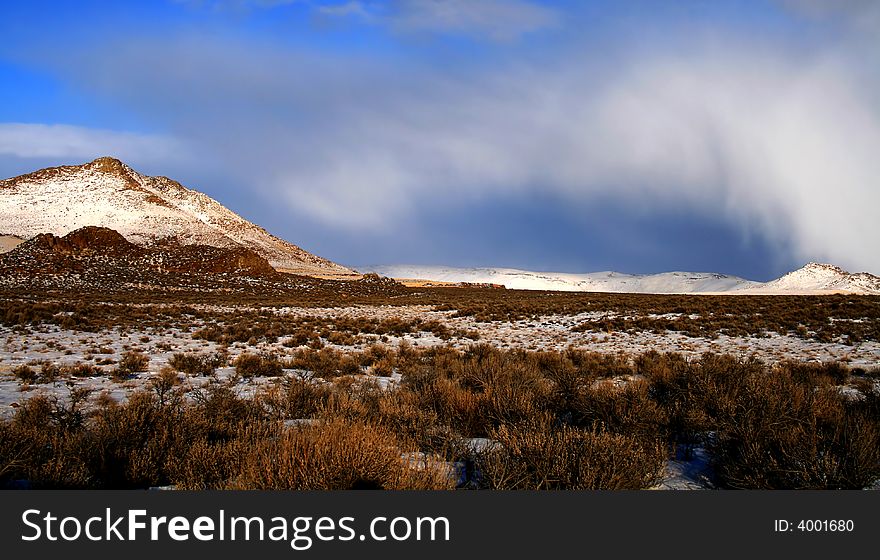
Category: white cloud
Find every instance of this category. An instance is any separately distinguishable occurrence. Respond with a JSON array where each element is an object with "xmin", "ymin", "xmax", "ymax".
[
  {"xmin": 21, "ymin": 24, "xmax": 880, "ymax": 273},
  {"xmin": 174, "ymin": 0, "xmax": 302, "ymax": 10},
  {"xmin": 317, "ymin": 1, "xmax": 374, "ymax": 19},
  {"xmin": 180, "ymin": 0, "xmax": 558, "ymax": 40},
  {"xmin": 386, "ymin": 0, "xmax": 559, "ymax": 40},
  {"xmin": 252, "ymin": 47, "xmax": 879, "ymax": 273},
  {"xmin": 0, "ymin": 123, "xmax": 186, "ymax": 164},
  {"xmin": 780, "ymin": 0, "xmax": 880, "ymax": 32},
  {"xmin": 315, "ymin": 0, "xmax": 558, "ymax": 40}
]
